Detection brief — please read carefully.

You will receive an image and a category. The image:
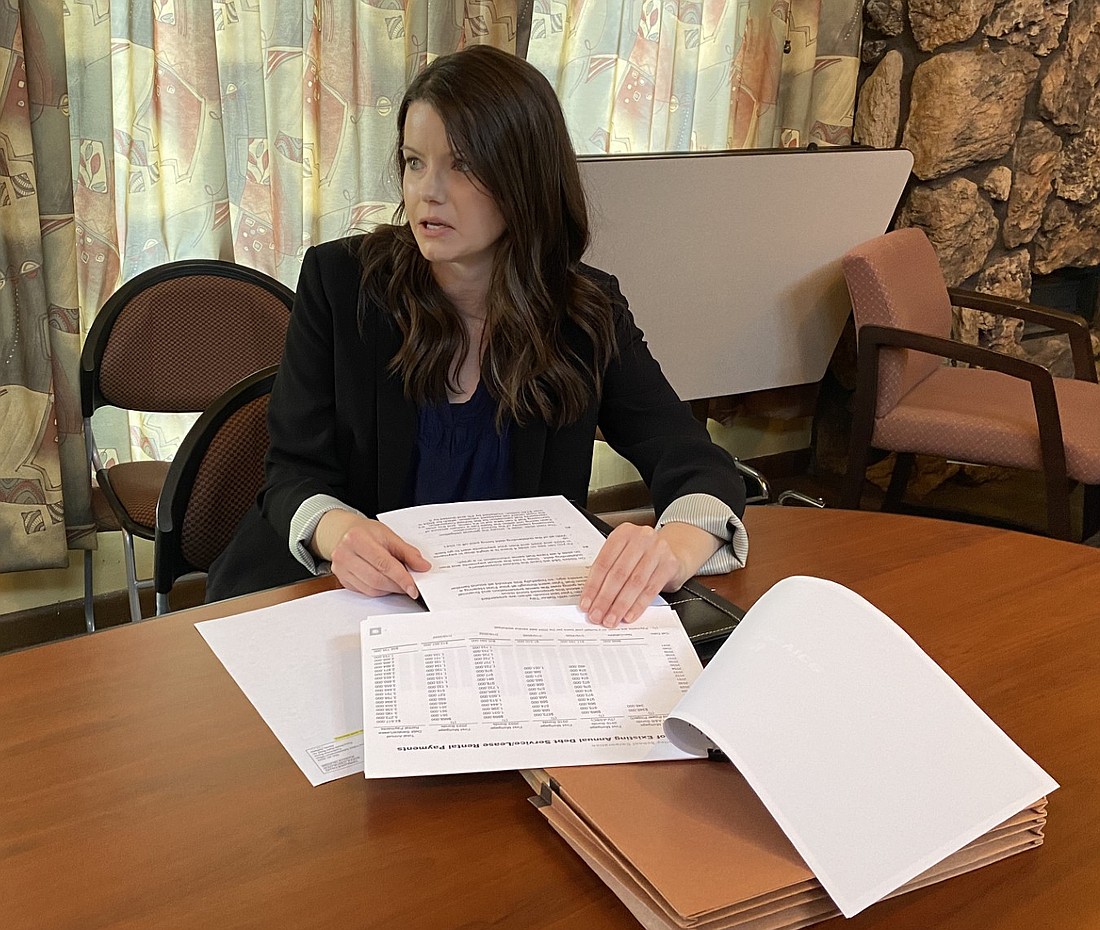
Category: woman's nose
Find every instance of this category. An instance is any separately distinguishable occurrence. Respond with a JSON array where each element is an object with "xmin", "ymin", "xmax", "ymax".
[{"xmin": 419, "ymin": 167, "xmax": 446, "ymax": 203}]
